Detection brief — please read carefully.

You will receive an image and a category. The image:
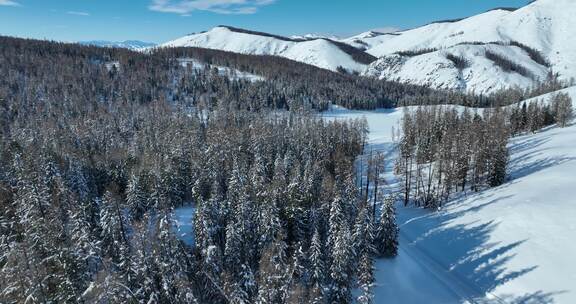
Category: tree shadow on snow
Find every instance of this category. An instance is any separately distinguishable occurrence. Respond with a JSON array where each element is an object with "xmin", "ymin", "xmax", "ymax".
[
  {"xmin": 397, "ymin": 194, "xmax": 565, "ymax": 303},
  {"xmin": 508, "ymin": 131, "xmax": 576, "ymax": 180},
  {"xmin": 499, "ymin": 290, "xmax": 568, "ymax": 304}
]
